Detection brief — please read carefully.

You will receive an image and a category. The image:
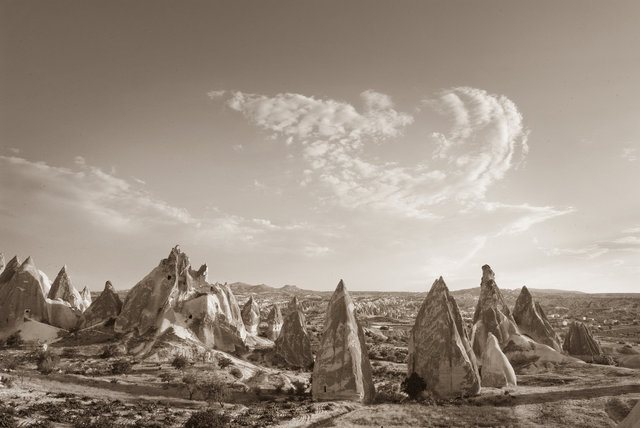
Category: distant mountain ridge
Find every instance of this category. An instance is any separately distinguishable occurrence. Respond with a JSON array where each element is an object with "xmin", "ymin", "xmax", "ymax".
[{"xmin": 230, "ymin": 282, "xmax": 309, "ymax": 295}]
